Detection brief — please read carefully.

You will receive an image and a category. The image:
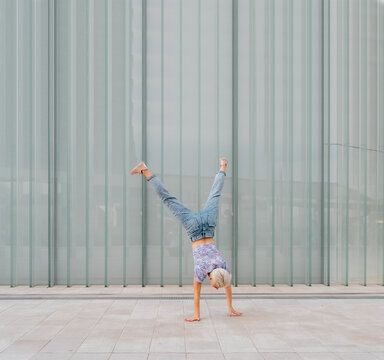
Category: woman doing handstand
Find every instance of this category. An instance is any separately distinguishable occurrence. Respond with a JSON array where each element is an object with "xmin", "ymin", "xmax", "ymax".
[{"xmin": 130, "ymin": 157, "xmax": 242, "ymax": 322}]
